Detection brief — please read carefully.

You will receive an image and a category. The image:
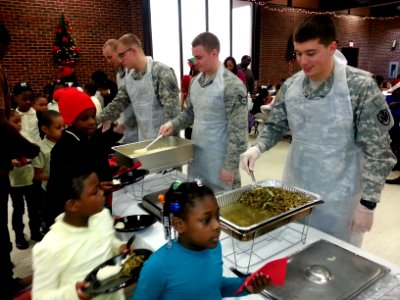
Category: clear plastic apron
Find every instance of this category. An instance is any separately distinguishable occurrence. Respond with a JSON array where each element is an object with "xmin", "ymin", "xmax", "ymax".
[
  {"xmin": 189, "ymin": 64, "xmax": 232, "ymax": 191},
  {"xmin": 283, "ymin": 57, "xmax": 363, "ymax": 246},
  {"xmin": 126, "ymin": 57, "xmax": 164, "ymax": 141}
]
